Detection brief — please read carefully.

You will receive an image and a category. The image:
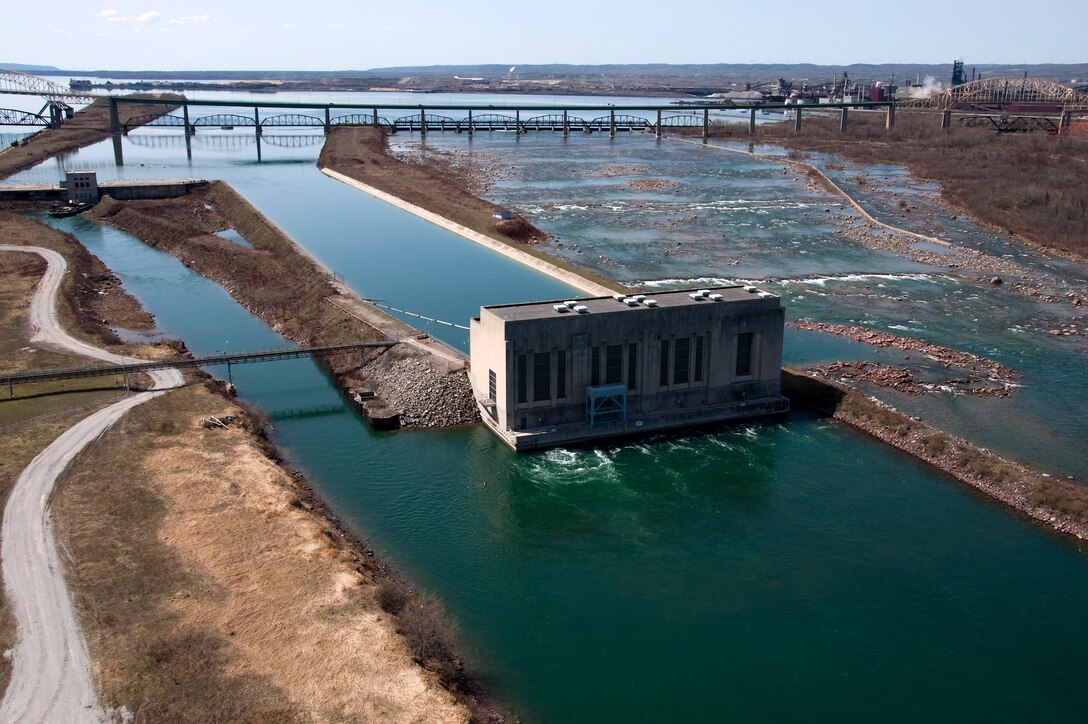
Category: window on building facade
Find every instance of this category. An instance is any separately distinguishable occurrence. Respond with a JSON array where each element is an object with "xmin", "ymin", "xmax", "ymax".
[
  {"xmin": 694, "ymin": 336, "xmax": 704, "ymax": 382},
  {"xmin": 556, "ymin": 350, "xmax": 567, "ymax": 399},
  {"xmin": 533, "ymin": 352, "xmax": 551, "ymax": 402},
  {"xmin": 605, "ymin": 344, "xmax": 623, "ymax": 385},
  {"xmin": 488, "ymin": 369, "xmax": 496, "ymax": 400},
  {"xmin": 673, "ymin": 337, "xmax": 690, "ymax": 385},
  {"xmin": 736, "ymin": 332, "xmax": 754, "ymax": 376},
  {"xmin": 659, "ymin": 339, "xmax": 669, "ymax": 386},
  {"xmin": 627, "ymin": 343, "xmax": 637, "ymax": 390},
  {"xmin": 517, "ymin": 354, "xmax": 527, "ymax": 403}
]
